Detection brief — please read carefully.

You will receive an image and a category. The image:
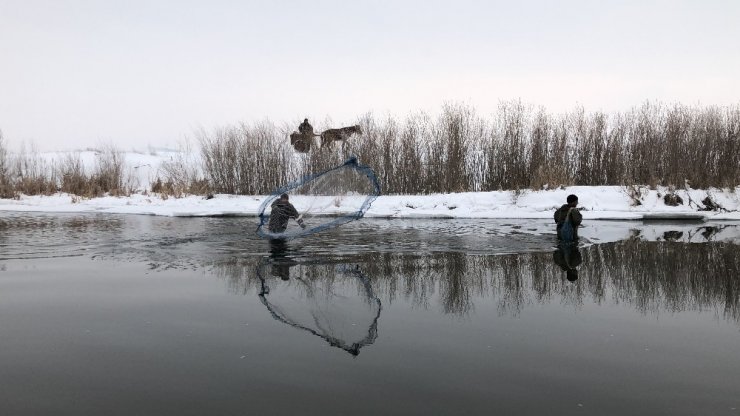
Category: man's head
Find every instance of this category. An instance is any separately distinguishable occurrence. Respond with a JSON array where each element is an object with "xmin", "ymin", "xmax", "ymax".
[
  {"xmin": 567, "ymin": 194, "xmax": 578, "ymax": 207},
  {"xmin": 304, "ymin": 118, "xmax": 308, "ymax": 123},
  {"xmin": 280, "ymin": 193, "xmax": 289, "ymax": 201},
  {"xmin": 566, "ymin": 269, "xmax": 579, "ymax": 282}
]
